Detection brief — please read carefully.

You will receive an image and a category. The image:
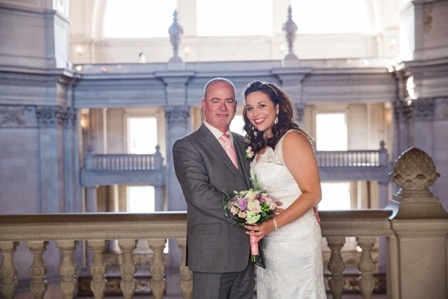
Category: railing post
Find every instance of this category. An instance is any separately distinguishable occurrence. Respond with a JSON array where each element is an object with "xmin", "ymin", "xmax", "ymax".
[
  {"xmin": 388, "ymin": 147, "xmax": 448, "ymax": 299},
  {"xmin": 326, "ymin": 236, "xmax": 346, "ymax": 299},
  {"xmin": 0, "ymin": 241, "xmax": 19, "ymax": 299},
  {"xmin": 85, "ymin": 146, "xmax": 94, "ymax": 170},
  {"xmin": 379, "ymin": 140, "xmax": 388, "ymax": 166},
  {"xmin": 154, "ymin": 145, "xmax": 163, "ymax": 169},
  {"xmin": 27, "ymin": 240, "xmax": 49, "ymax": 299},
  {"xmin": 118, "ymin": 239, "xmax": 137, "ymax": 299}
]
